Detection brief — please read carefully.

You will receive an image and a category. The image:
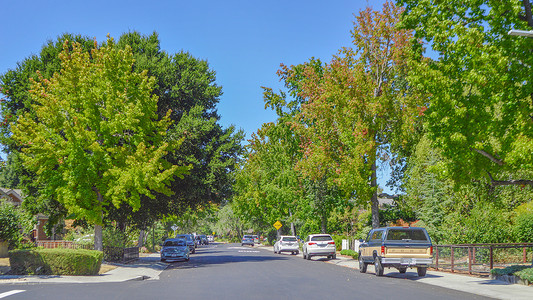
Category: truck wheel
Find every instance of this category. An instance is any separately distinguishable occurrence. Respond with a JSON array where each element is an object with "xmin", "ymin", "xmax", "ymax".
[
  {"xmin": 359, "ymin": 255, "xmax": 367, "ymax": 273},
  {"xmin": 399, "ymin": 267, "xmax": 407, "ymax": 274},
  {"xmin": 417, "ymin": 267, "xmax": 427, "ymax": 277},
  {"xmin": 374, "ymin": 257, "xmax": 384, "ymax": 276}
]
